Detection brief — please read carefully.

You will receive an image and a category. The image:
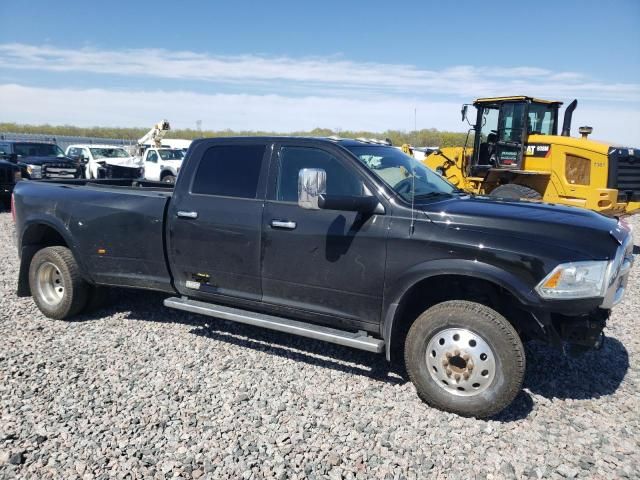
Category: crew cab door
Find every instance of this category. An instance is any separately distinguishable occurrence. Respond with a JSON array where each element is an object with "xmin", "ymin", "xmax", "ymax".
[
  {"xmin": 261, "ymin": 142, "xmax": 388, "ymax": 330},
  {"xmin": 167, "ymin": 141, "xmax": 270, "ymax": 302}
]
